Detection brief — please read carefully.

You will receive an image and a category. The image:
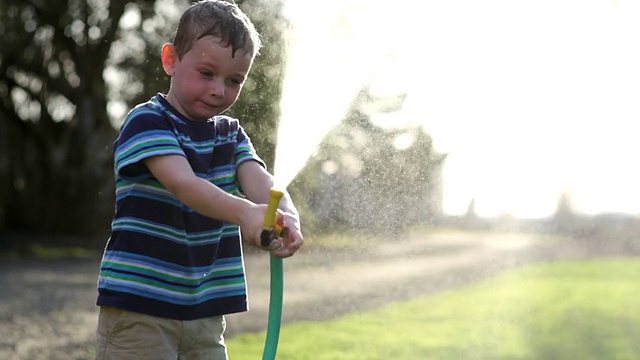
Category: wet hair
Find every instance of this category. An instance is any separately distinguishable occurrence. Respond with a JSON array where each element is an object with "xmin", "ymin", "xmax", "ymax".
[{"xmin": 171, "ymin": 0, "xmax": 261, "ymax": 59}]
